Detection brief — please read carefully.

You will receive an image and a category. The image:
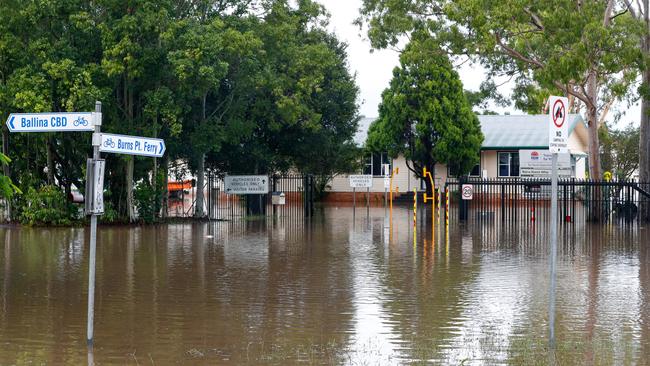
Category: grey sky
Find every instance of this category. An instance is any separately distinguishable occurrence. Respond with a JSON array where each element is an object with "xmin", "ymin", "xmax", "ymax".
[{"xmin": 323, "ymin": 0, "xmax": 640, "ymax": 129}]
